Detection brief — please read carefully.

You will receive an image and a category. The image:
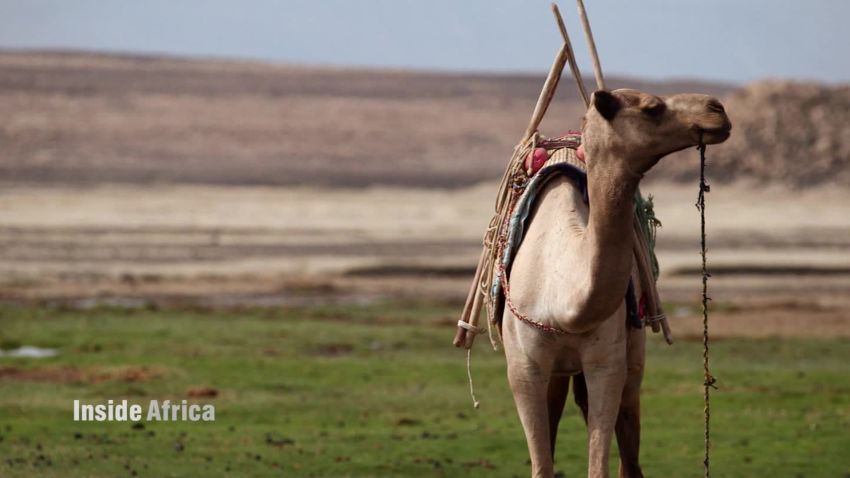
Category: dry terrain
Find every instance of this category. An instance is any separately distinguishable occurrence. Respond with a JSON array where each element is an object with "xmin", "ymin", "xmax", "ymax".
[
  {"xmin": 1, "ymin": 180, "xmax": 849, "ymax": 338},
  {"xmin": 1, "ymin": 51, "xmax": 849, "ymax": 338},
  {"xmin": 0, "ymin": 51, "xmax": 733, "ymax": 188}
]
